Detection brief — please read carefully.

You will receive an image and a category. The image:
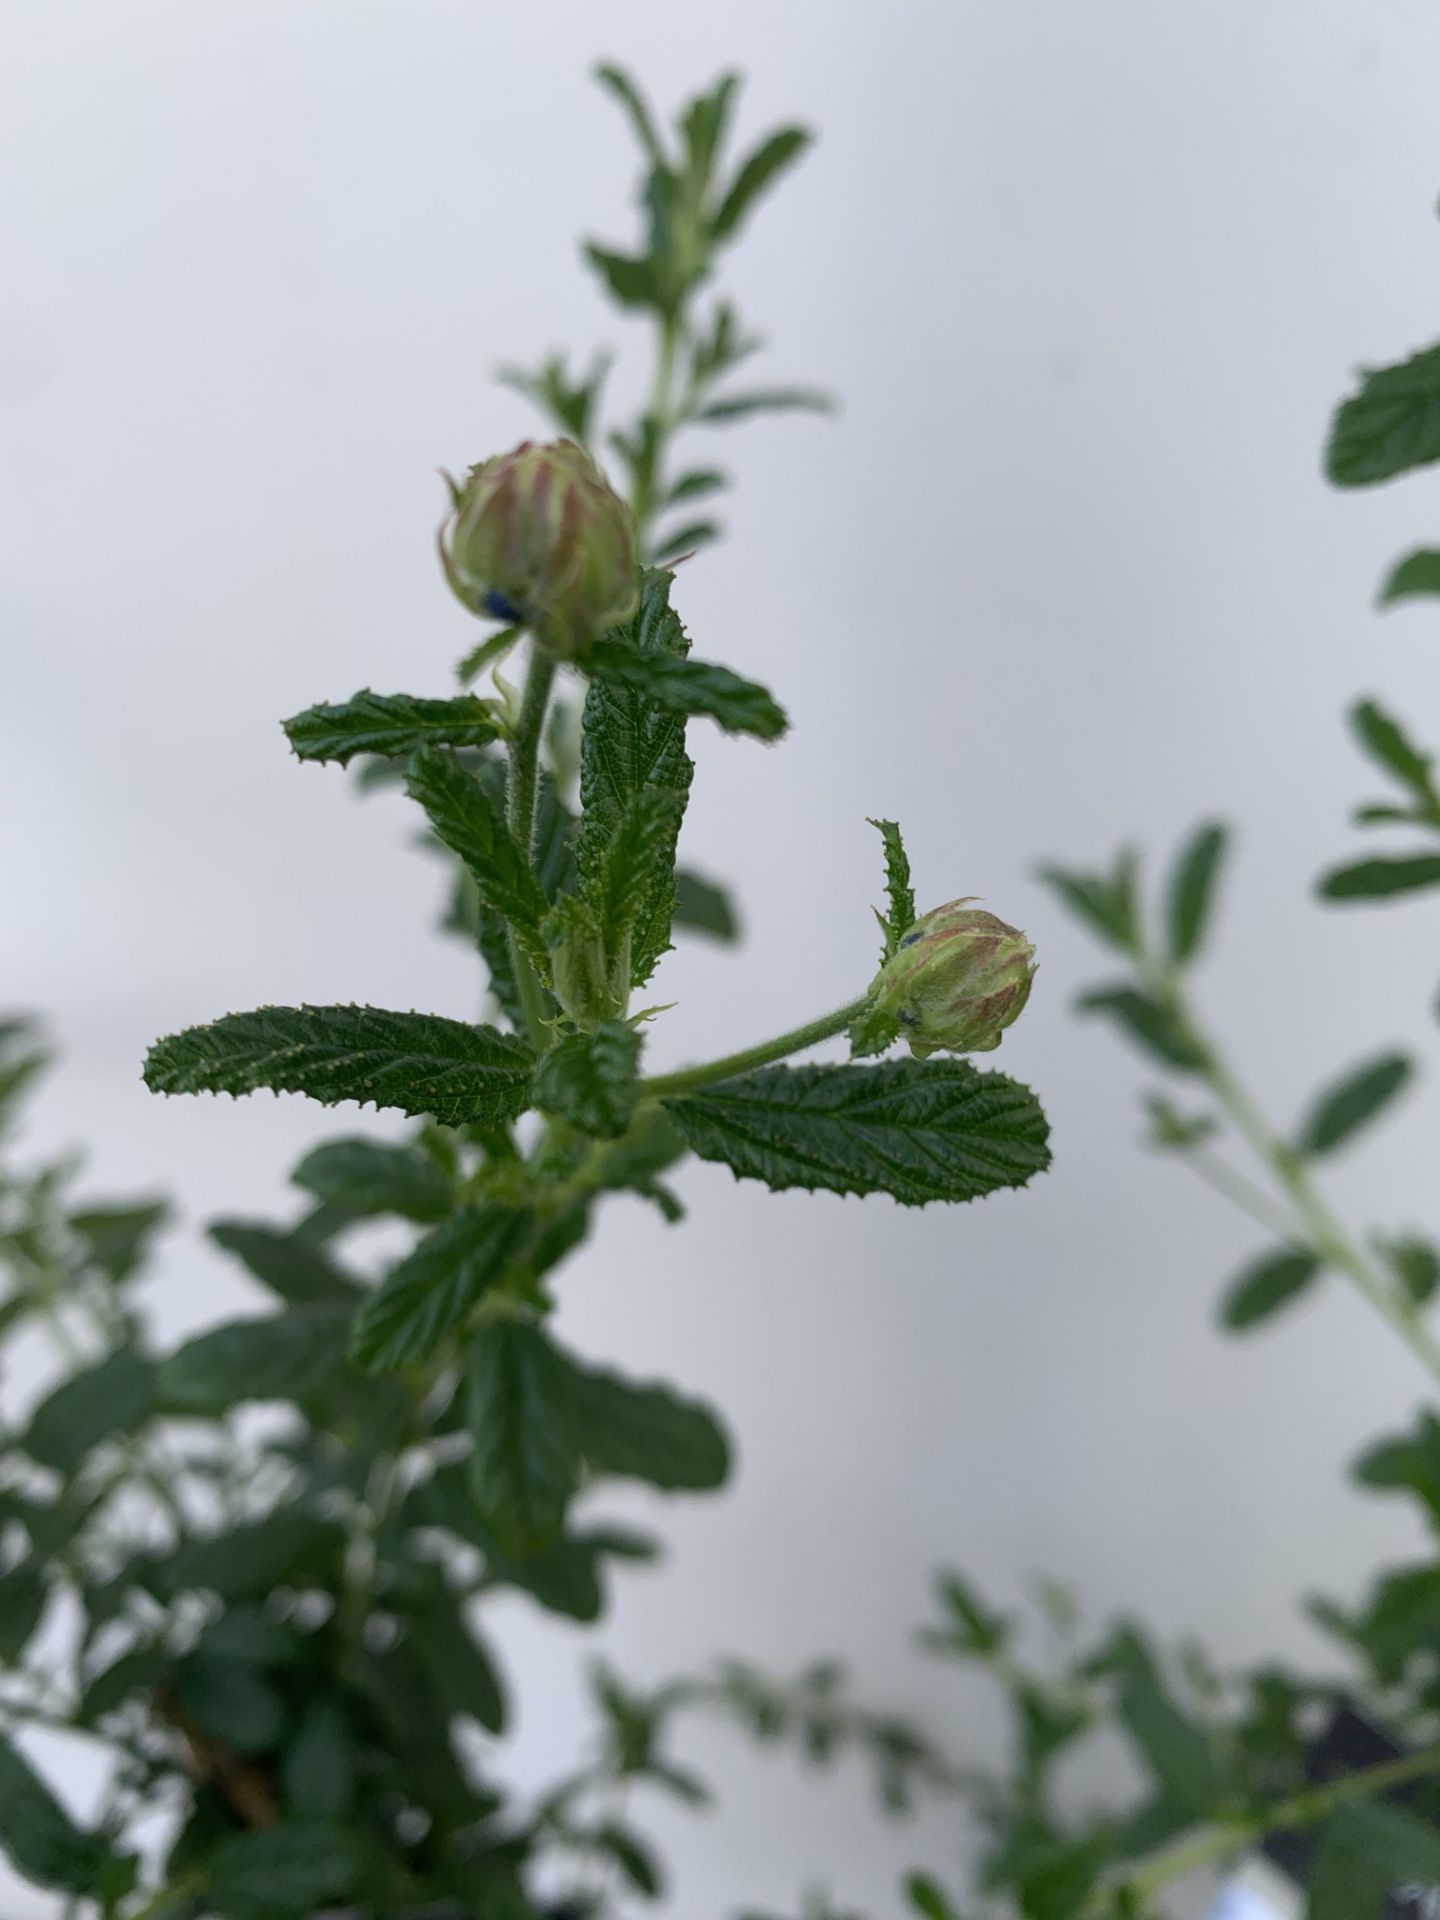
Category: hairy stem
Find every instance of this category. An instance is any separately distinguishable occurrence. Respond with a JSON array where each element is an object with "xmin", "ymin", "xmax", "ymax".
[
  {"xmin": 640, "ymin": 997, "xmax": 871, "ymax": 1100},
  {"xmin": 504, "ymin": 644, "xmax": 557, "ymax": 1049}
]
